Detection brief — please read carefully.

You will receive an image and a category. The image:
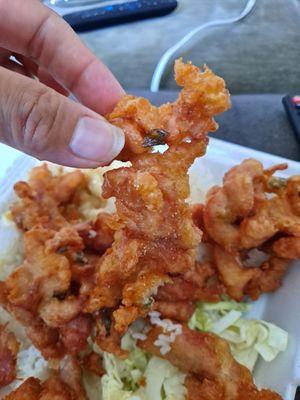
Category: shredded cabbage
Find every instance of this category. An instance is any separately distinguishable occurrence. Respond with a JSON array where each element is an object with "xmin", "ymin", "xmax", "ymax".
[
  {"xmin": 188, "ymin": 299, "xmax": 288, "ymax": 371},
  {"xmin": 101, "ymin": 332, "xmax": 186, "ymax": 400}
]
